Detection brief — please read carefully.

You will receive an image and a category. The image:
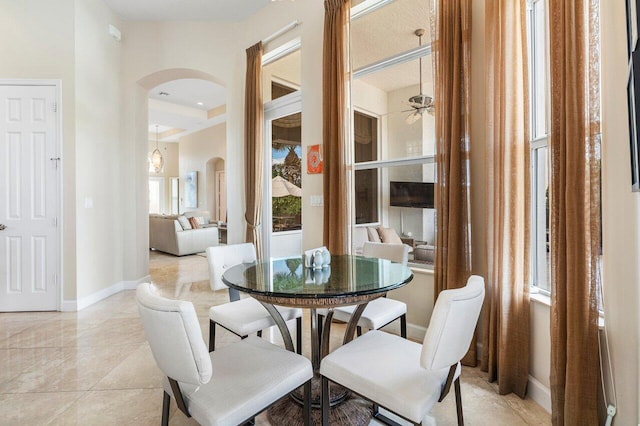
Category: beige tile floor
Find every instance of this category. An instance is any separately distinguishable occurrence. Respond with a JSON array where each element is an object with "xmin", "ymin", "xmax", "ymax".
[{"xmin": 0, "ymin": 251, "xmax": 551, "ymax": 426}]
